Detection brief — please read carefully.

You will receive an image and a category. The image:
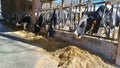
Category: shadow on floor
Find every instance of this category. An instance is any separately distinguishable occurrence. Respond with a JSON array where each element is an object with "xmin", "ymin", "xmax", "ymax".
[{"xmin": 0, "ymin": 33, "xmax": 38, "ymax": 53}]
